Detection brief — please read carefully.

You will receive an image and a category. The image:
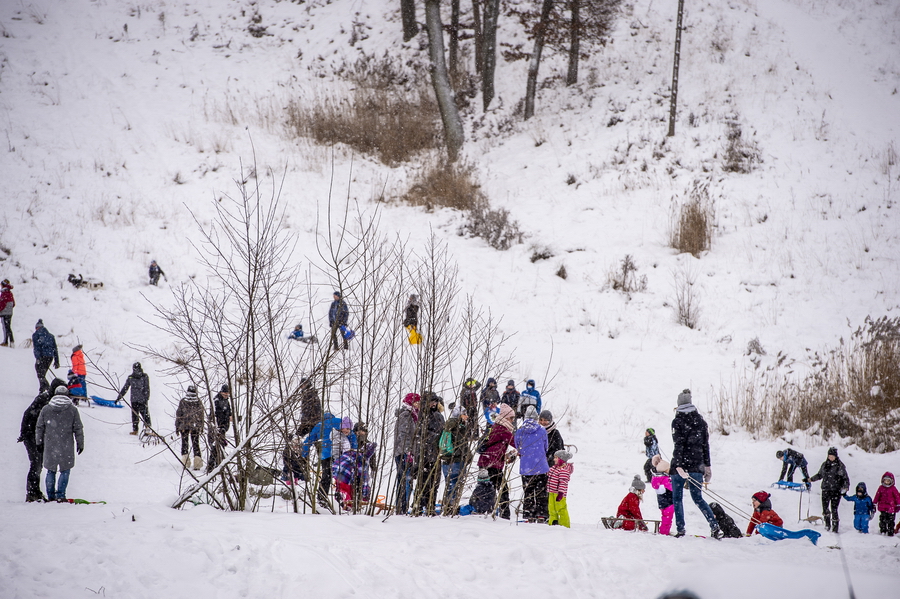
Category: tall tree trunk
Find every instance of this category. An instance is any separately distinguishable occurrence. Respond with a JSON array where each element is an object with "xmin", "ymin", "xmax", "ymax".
[
  {"xmin": 401, "ymin": 0, "xmax": 419, "ymax": 42},
  {"xmin": 472, "ymin": 0, "xmax": 483, "ymax": 74},
  {"xmin": 524, "ymin": 0, "xmax": 555, "ymax": 120},
  {"xmin": 481, "ymin": 0, "xmax": 500, "ymax": 111},
  {"xmin": 449, "ymin": 0, "xmax": 461, "ymax": 78},
  {"xmin": 566, "ymin": 0, "xmax": 581, "ymax": 86},
  {"xmin": 425, "ymin": 0, "xmax": 465, "ymax": 161},
  {"xmin": 667, "ymin": 0, "xmax": 685, "ymax": 137}
]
